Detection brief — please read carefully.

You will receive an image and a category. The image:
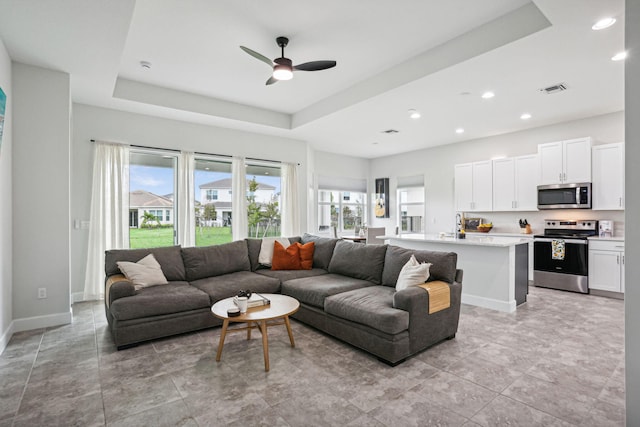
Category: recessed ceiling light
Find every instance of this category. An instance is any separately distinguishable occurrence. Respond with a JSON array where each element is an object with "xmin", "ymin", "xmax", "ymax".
[
  {"xmin": 205, "ymin": 167, "xmax": 210, "ymax": 171},
  {"xmin": 520, "ymin": 113, "xmax": 532, "ymax": 120},
  {"xmin": 592, "ymin": 17, "xmax": 616, "ymax": 30},
  {"xmin": 481, "ymin": 91, "xmax": 495, "ymax": 99},
  {"xmin": 611, "ymin": 51, "xmax": 627, "ymax": 61},
  {"xmin": 408, "ymin": 109, "xmax": 421, "ymax": 119},
  {"xmin": 265, "ymin": 172, "xmax": 269, "ymax": 175},
  {"xmin": 455, "ymin": 128, "xmax": 465, "ymax": 134},
  {"xmin": 140, "ymin": 60, "xmax": 152, "ymax": 69}
]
